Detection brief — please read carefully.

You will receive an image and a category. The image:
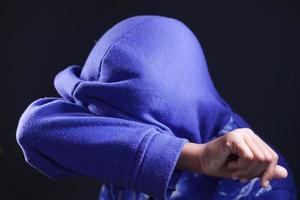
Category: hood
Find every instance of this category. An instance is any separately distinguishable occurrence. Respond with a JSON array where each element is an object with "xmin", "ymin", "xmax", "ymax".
[{"xmin": 54, "ymin": 15, "xmax": 233, "ymax": 143}]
